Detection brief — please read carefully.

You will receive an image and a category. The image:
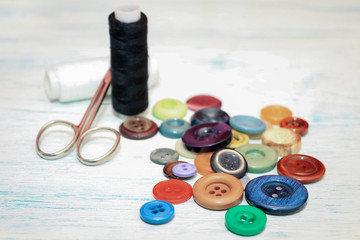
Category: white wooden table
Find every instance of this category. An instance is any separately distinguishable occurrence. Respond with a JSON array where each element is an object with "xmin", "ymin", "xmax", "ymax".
[{"xmin": 1, "ymin": 0, "xmax": 360, "ymax": 239}]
